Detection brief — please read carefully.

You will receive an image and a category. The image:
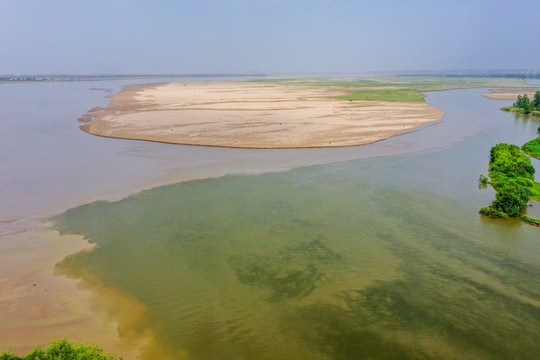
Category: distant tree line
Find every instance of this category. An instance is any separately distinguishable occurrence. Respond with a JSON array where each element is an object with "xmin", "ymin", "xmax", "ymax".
[{"xmin": 0, "ymin": 76, "xmax": 38, "ymax": 81}]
